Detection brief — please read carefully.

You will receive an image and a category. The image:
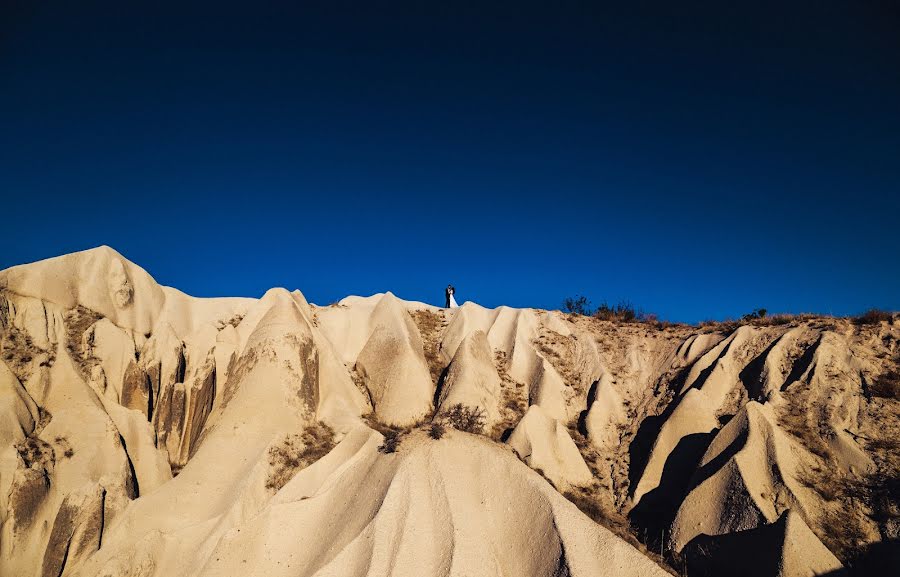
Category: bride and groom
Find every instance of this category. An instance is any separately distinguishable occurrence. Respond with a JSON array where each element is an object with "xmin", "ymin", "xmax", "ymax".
[{"xmin": 445, "ymin": 284, "xmax": 458, "ymax": 308}]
